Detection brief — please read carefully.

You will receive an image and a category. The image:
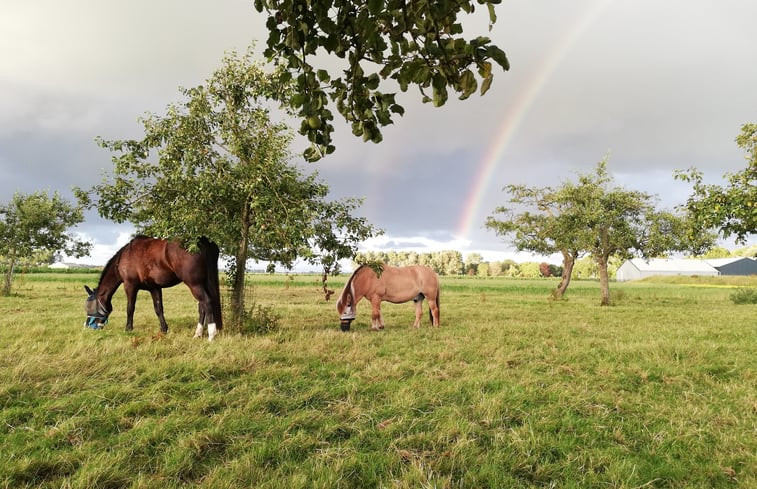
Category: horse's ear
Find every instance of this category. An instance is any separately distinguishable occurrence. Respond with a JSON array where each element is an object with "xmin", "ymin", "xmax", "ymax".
[{"xmin": 84, "ymin": 285, "xmax": 93, "ymax": 295}]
